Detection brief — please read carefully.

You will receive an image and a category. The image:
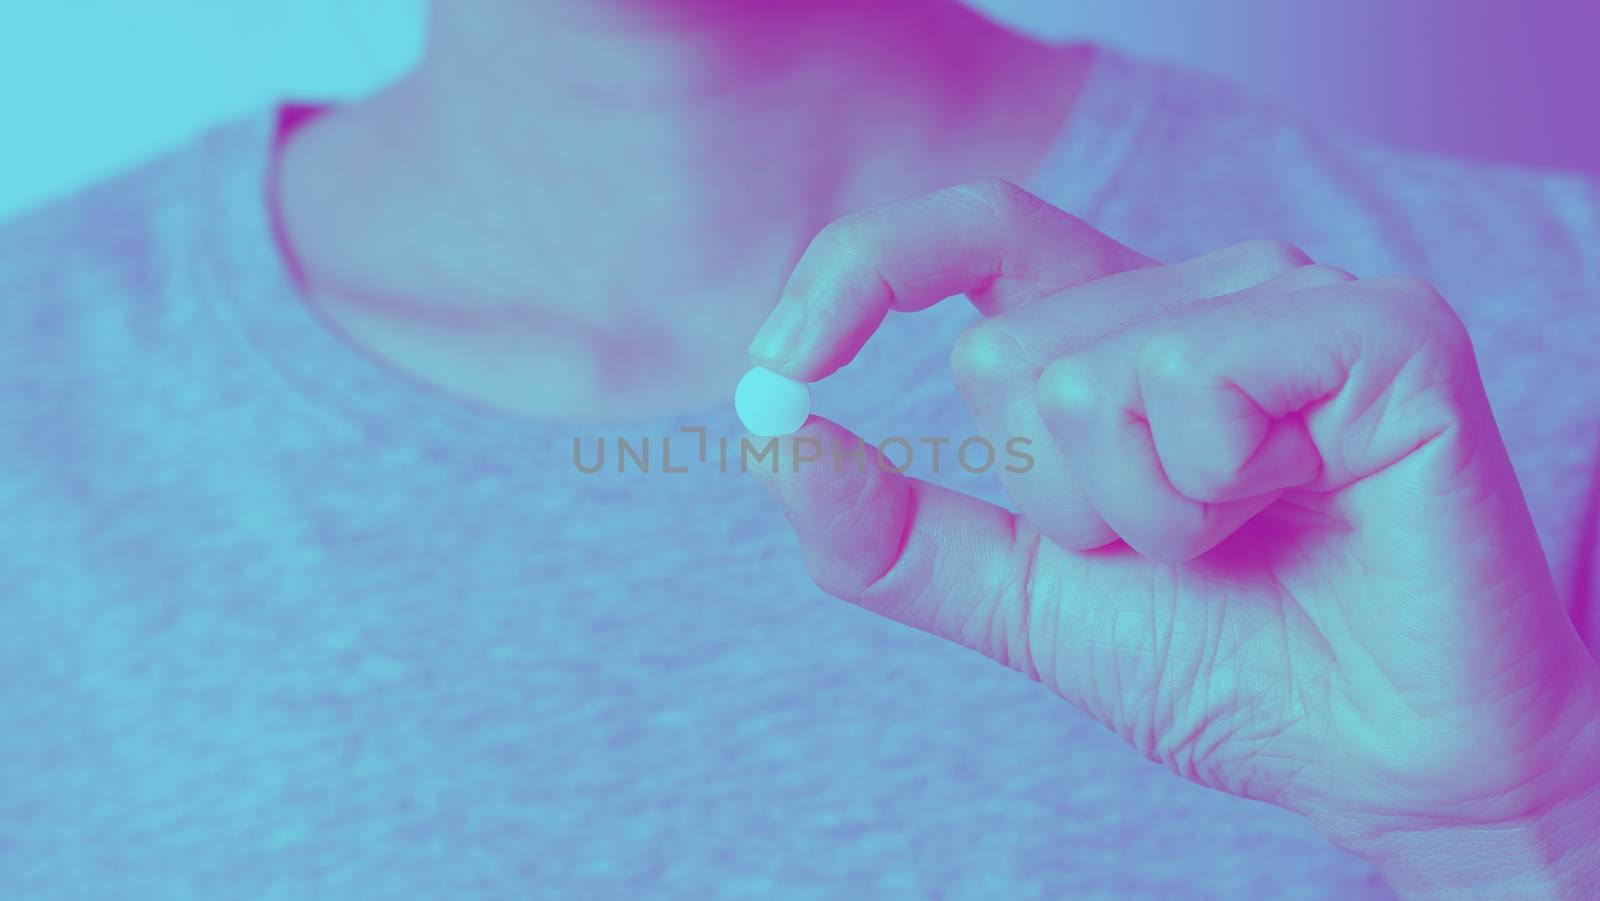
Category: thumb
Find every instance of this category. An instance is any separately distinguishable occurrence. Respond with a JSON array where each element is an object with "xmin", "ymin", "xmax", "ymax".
[{"xmin": 750, "ymin": 416, "xmax": 1046, "ymax": 676}]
